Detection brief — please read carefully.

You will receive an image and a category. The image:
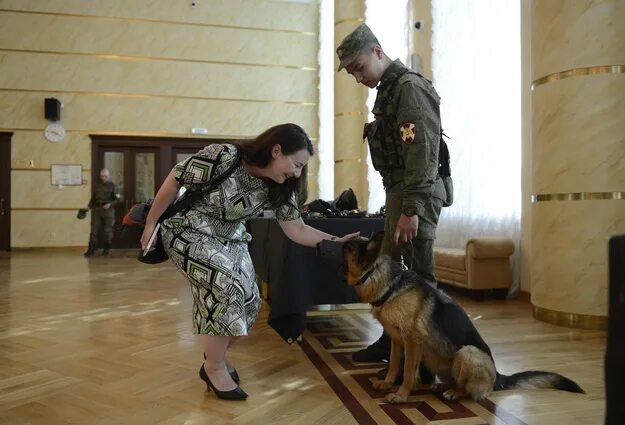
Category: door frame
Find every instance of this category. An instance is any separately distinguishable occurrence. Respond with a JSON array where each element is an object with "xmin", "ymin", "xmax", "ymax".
[
  {"xmin": 0, "ymin": 132, "xmax": 12, "ymax": 251},
  {"xmin": 94, "ymin": 146, "xmax": 162, "ymax": 211},
  {"xmin": 90, "ymin": 135, "xmax": 220, "ymax": 188},
  {"xmin": 90, "ymin": 135, "xmax": 224, "ymax": 248}
]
